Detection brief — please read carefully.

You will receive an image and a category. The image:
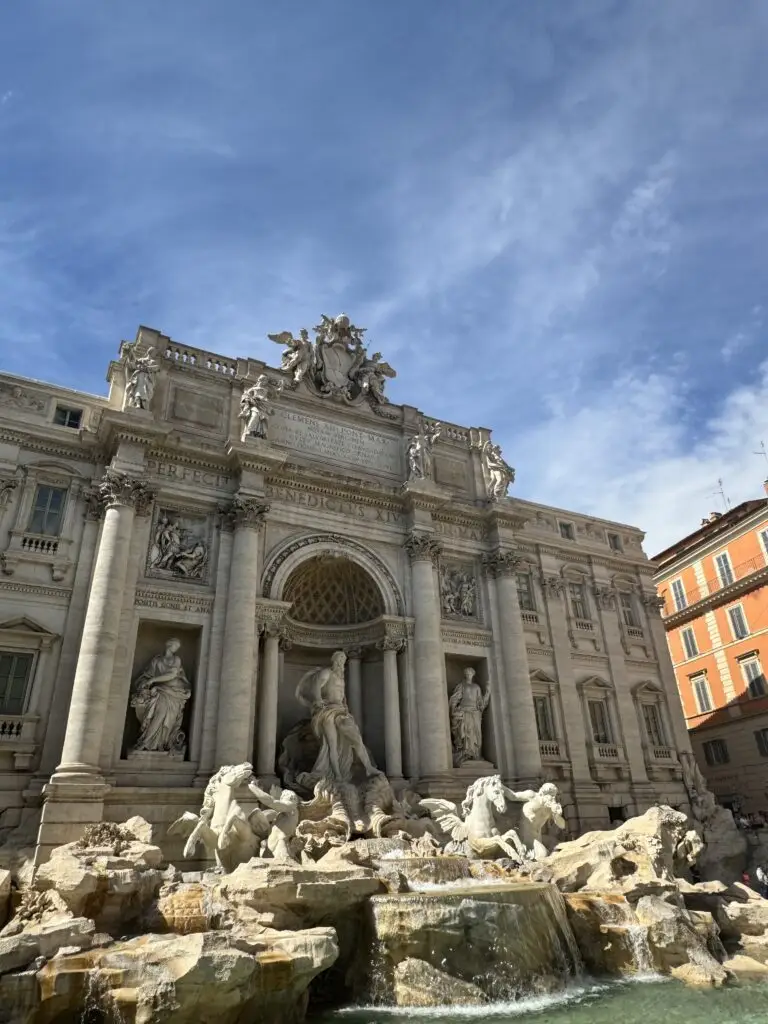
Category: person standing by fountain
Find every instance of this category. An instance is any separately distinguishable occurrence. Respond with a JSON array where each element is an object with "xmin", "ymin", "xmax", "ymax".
[{"xmin": 449, "ymin": 667, "xmax": 490, "ymax": 765}]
